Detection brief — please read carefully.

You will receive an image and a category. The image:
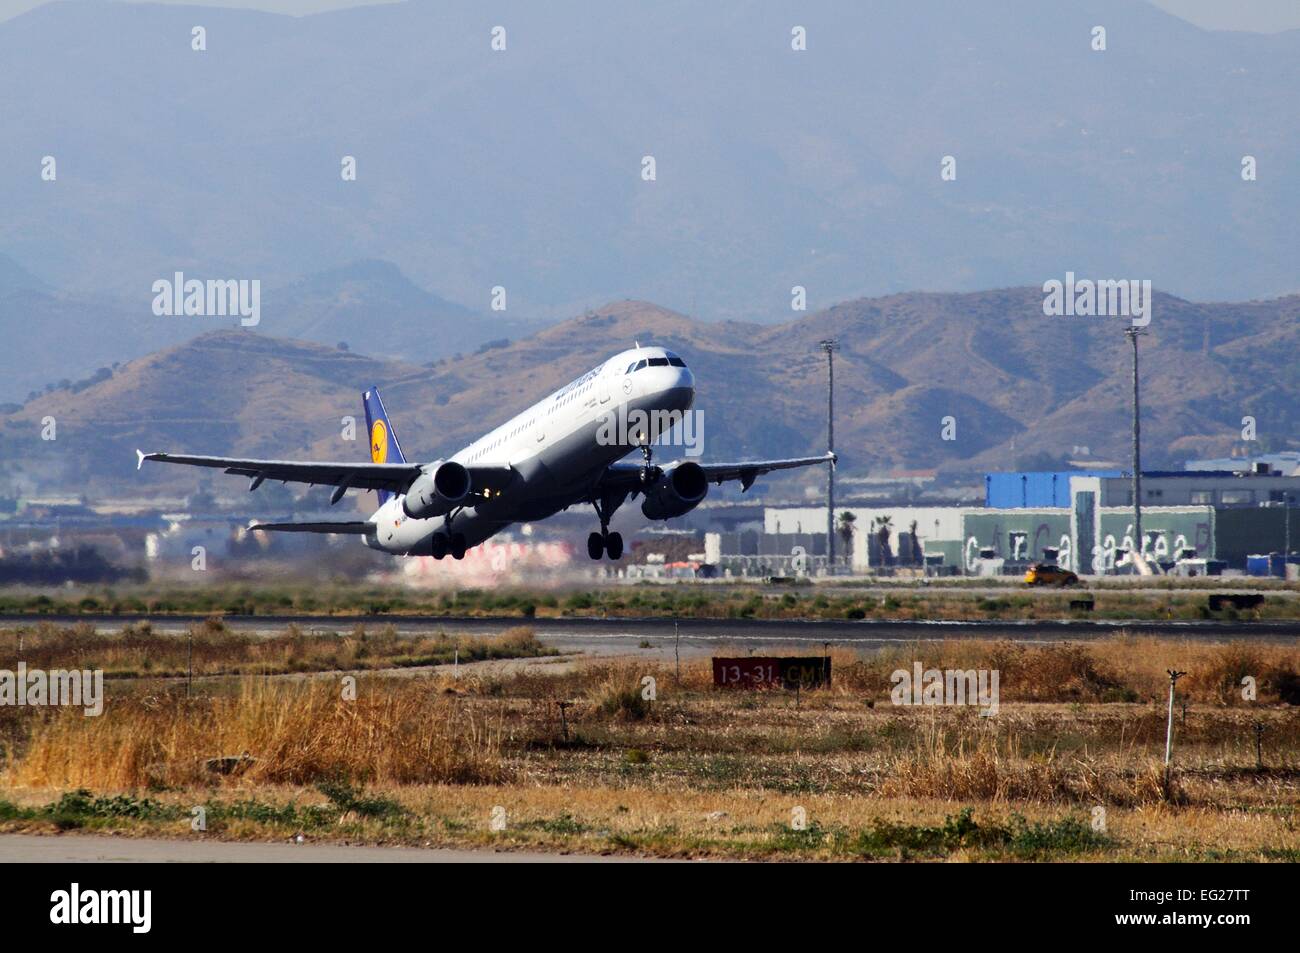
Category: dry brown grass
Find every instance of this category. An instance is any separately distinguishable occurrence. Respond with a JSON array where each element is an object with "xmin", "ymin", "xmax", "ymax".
[
  {"xmin": 437, "ymin": 646, "xmax": 1298, "ymax": 813},
  {"xmin": 0, "ymin": 633, "xmax": 1295, "ymax": 860},
  {"xmin": 0, "ymin": 620, "xmax": 549, "ymax": 678},
  {"xmin": 3, "ymin": 678, "xmax": 508, "ymax": 790},
  {"xmin": 819, "ymin": 637, "xmax": 1300, "ymax": 704},
  {"xmin": 451, "ymin": 636, "xmax": 1300, "ymax": 708},
  {"xmin": 874, "ymin": 713, "xmax": 1172, "ymax": 805}
]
